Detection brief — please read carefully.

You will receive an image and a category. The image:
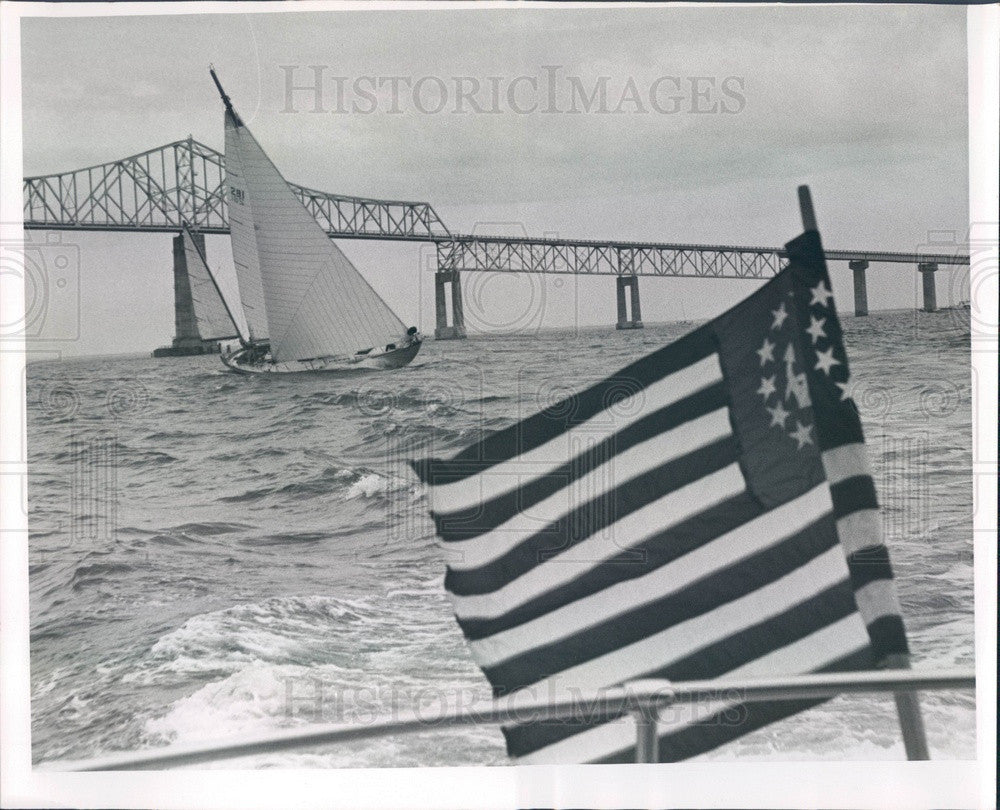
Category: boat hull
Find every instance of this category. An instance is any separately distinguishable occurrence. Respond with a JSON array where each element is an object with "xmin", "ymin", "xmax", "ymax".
[{"xmin": 221, "ymin": 339, "xmax": 421, "ymax": 375}]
